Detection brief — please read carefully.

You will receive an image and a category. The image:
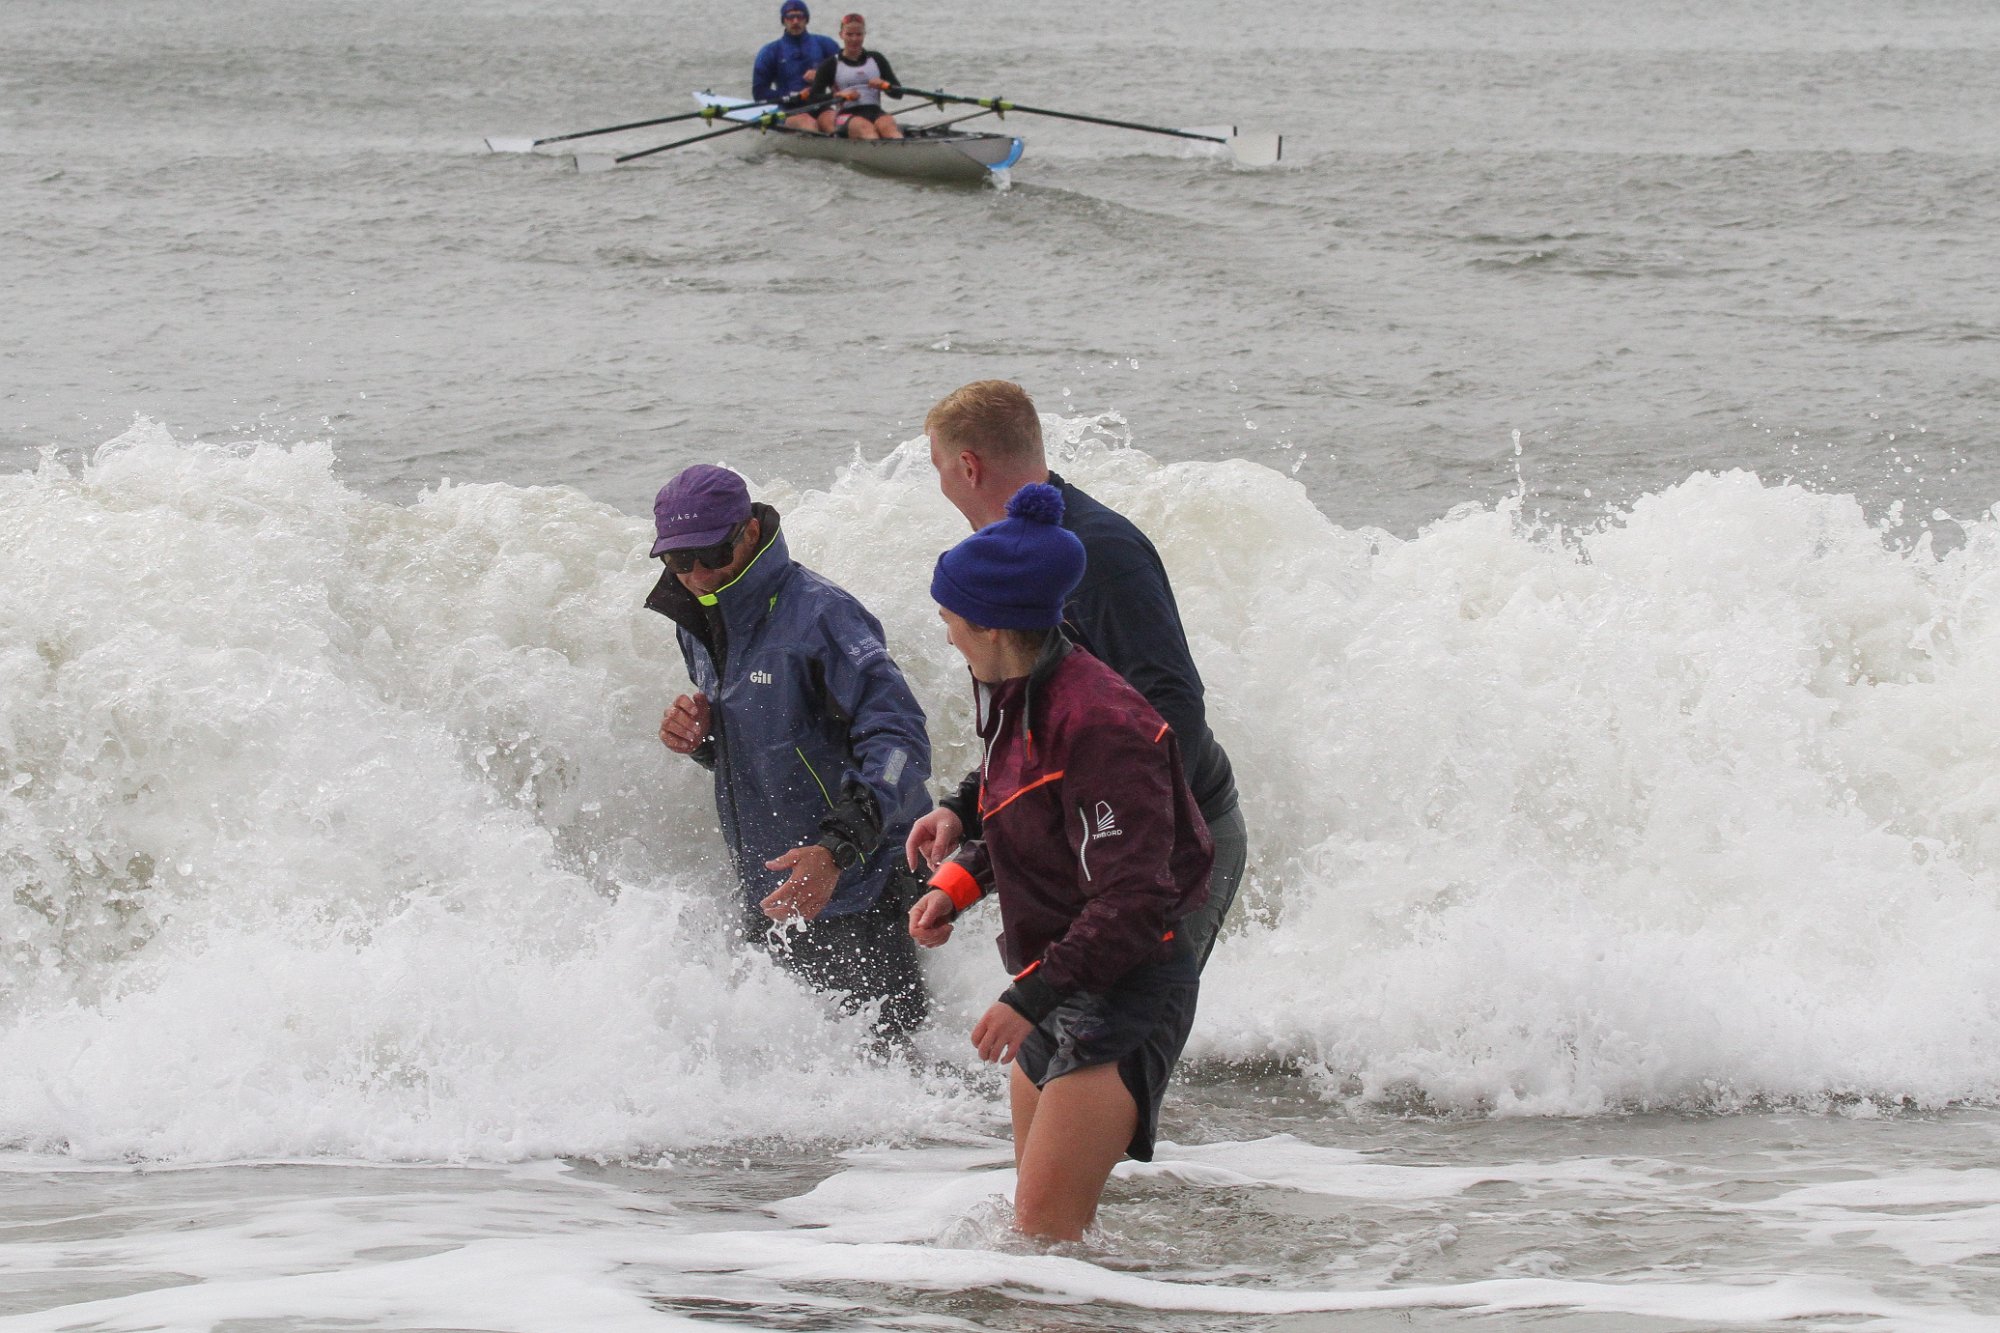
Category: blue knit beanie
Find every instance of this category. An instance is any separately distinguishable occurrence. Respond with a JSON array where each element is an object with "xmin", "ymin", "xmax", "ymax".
[{"xmin": 931, "ymin": 483, "xmax": 1085, "ymax": 630}]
